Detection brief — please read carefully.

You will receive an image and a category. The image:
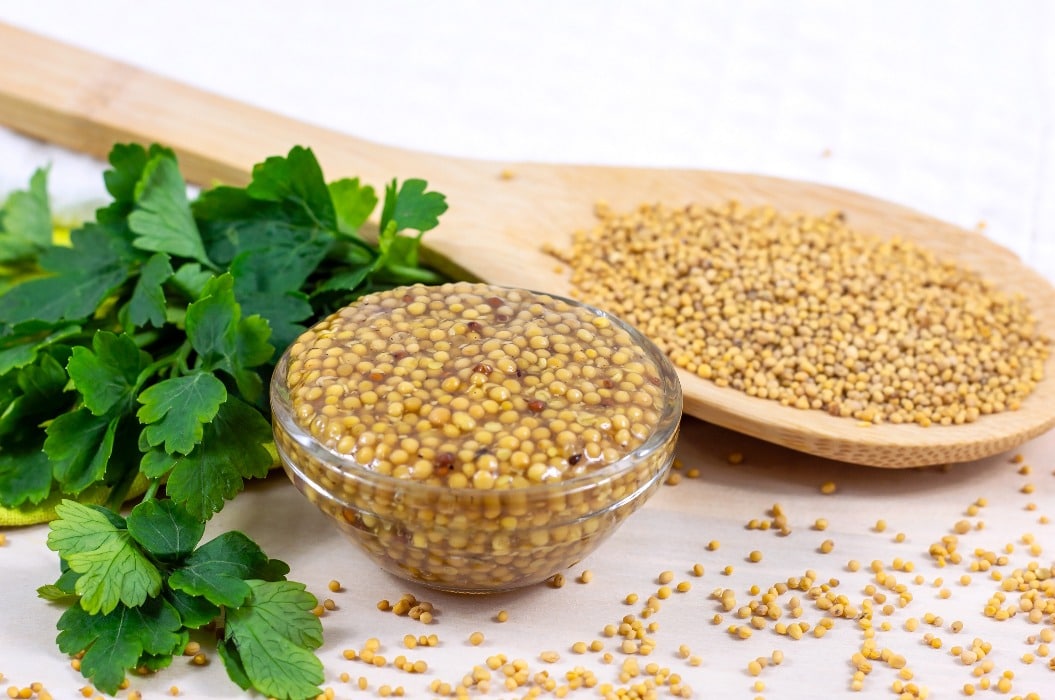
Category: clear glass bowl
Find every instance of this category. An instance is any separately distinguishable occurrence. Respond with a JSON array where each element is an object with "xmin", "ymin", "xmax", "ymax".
[{"xmin": 270, "ymin": 284, "xmax": 682, "ymax": 593}]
